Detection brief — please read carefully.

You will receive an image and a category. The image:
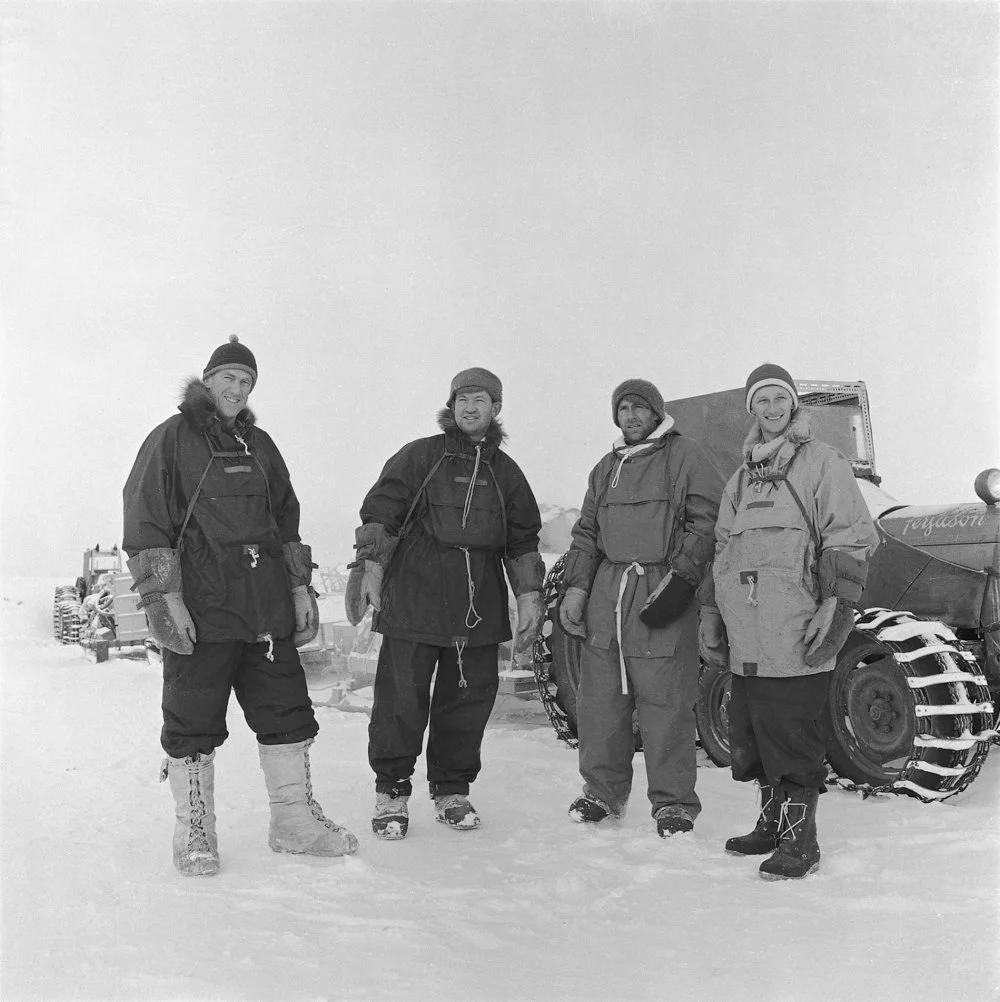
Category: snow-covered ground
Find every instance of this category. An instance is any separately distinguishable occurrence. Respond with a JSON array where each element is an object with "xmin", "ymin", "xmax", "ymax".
[{"xmin": 2, "ymin": 577, "xmax": 997, "ymax": 1002}]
